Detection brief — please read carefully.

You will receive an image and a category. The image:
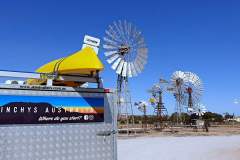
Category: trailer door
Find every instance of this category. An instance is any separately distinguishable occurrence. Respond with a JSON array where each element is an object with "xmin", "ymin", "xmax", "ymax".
[{"xmin": 0, "ymin": 86, "xmax": 117, "ymax": 160}]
